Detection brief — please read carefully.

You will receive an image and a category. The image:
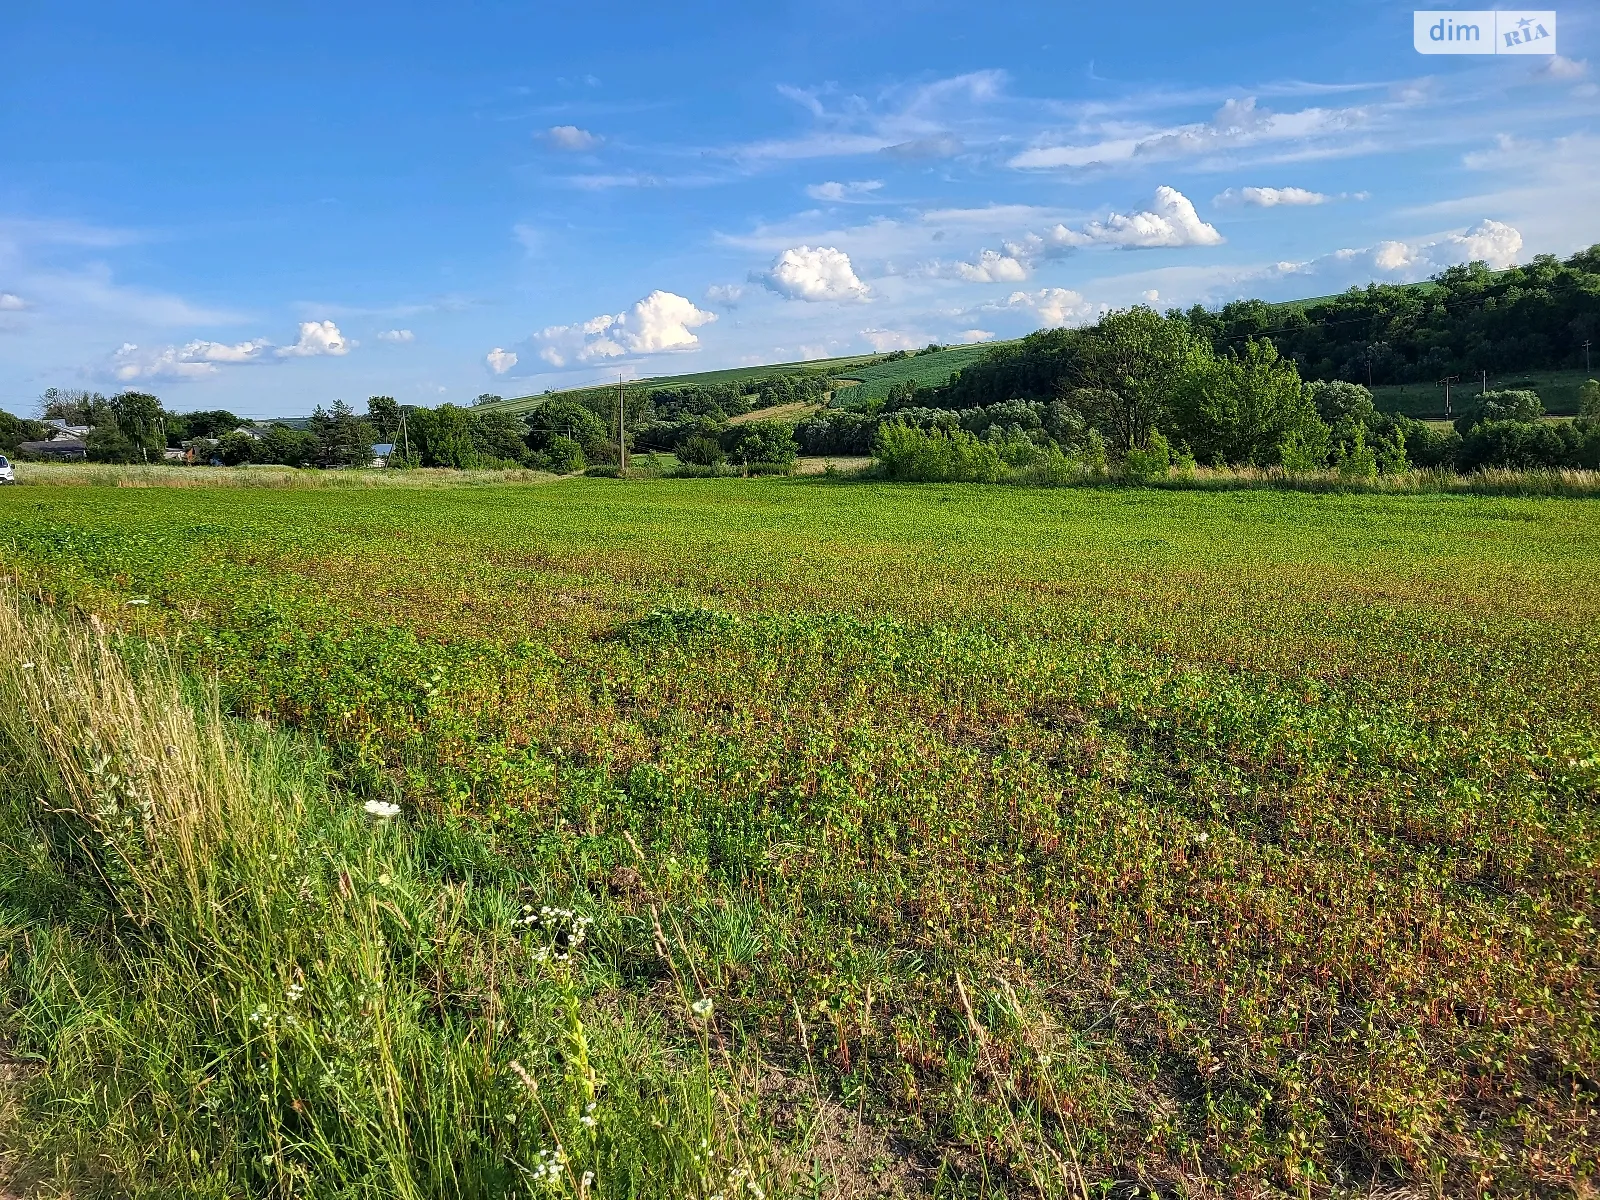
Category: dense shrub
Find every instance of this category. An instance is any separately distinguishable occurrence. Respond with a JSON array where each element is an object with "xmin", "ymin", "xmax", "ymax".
[
  {"xmin": 675, "ymin": 434, "xmax": 726, "ymax": 467},
  {"xmin": 722, "ymin": 422, "xmax": 797, "ymax": 468},
  {"xmin": 1455, "ymin": 389, "xmax": 1544, "ymax": 434},
  {"xmin": 1458, "ymin": 419, "xmax": 1599, "ymax": 470},
  {"xmin": 544, "ymin": 434, "xmax": 585, "ymax": 474},
  {"xmin": 874, "ymin": 421, "xmax": 1005, "ymax": 482}
]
